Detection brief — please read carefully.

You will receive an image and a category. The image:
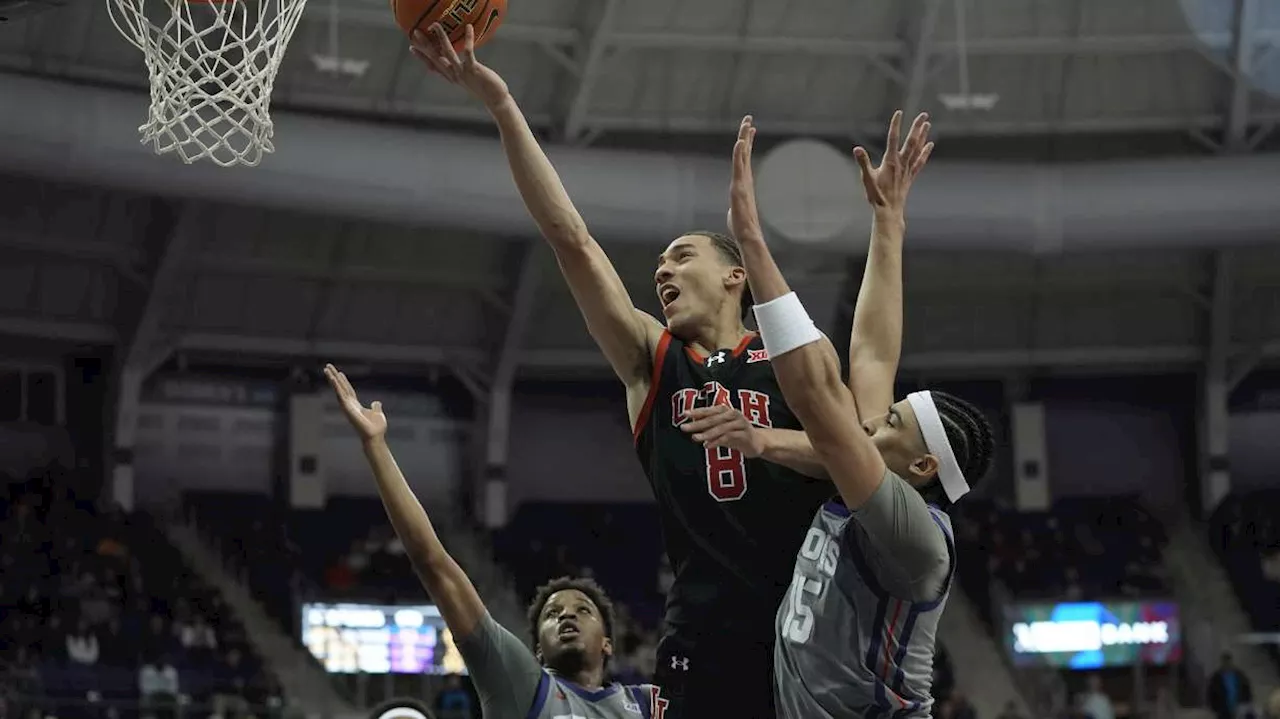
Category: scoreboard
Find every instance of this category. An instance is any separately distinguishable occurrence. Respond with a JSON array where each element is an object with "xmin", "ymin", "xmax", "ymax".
[{"xmin": 300, "ymin": 602, "xmax": 467, "ymax": 675}]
